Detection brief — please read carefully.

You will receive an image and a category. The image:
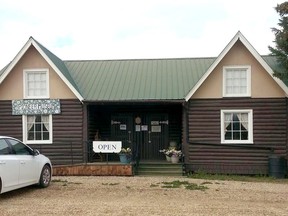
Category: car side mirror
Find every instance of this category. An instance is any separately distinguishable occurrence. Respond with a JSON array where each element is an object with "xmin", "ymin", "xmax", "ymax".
[{"xmin": 33, "ymin": 149, "xmax": 40, "ymax": 156}]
